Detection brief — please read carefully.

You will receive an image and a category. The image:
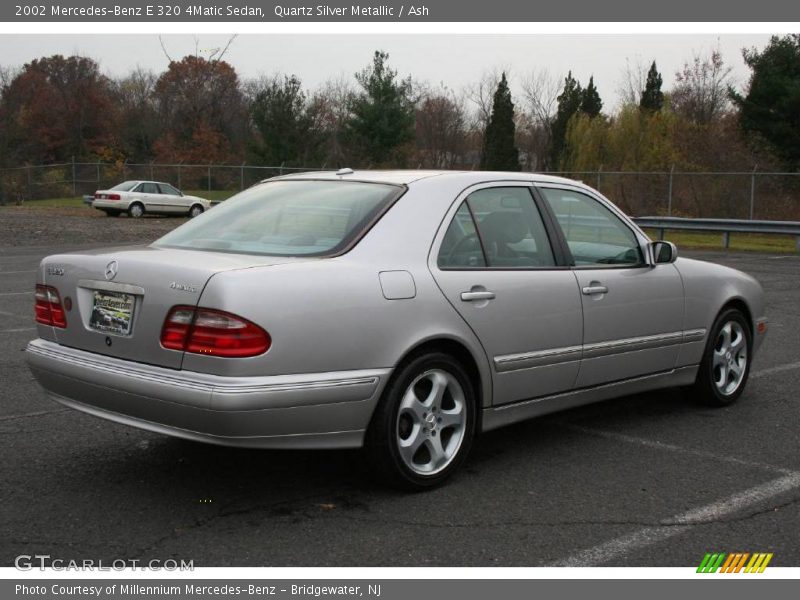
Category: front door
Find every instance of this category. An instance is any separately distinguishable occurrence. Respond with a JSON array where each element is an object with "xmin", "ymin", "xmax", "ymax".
[{"xmin": 538, "ymin": 185, "xmax": 685, "ymax": 388}]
